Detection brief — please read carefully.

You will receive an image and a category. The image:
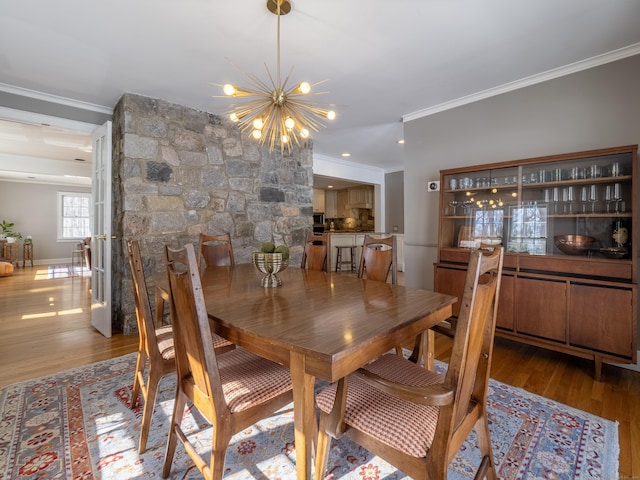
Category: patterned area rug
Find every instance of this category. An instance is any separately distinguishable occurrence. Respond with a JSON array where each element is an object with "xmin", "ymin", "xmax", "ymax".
[{"xmin": 0, "ymin": 353, "xmax": 619, "ymax": 479}]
